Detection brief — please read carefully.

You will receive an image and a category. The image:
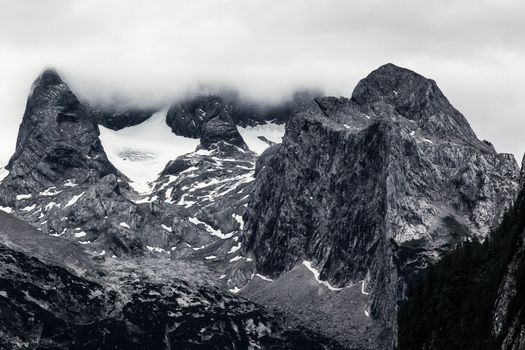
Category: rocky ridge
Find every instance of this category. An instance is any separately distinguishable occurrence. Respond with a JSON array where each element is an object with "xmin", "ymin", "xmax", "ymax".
[{"xmin": 241, "ymin": 63, "xmax": 519, "ymax": 332}]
